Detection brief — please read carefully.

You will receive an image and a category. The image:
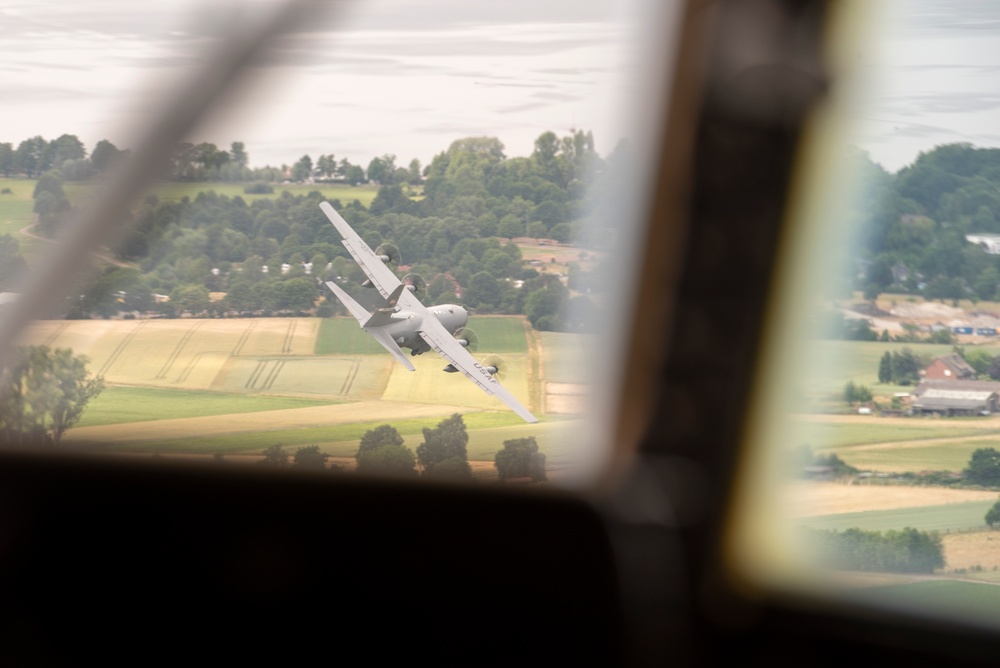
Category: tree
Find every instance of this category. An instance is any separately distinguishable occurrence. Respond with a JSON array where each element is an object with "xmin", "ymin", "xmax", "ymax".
[
  {"xmin": 230, "ymin": 141, "xmax": 248, "ymax": 167},
  {"xmin": 494, "ymin": 436, "xmax": 547, "ymax": 482},
  {"xmin": 293, "ymin": 445, "xmax": 329, "ymax": 469},
  {"xmin": 91, "ymin": 139, "xmax": 122, "ymax": 171},
  {"xmin": 0, "ymin": 345, "xmax": 104, "ymax": 448},
  {"xmin": 292, "ymin": 155, "xmax": 313, "ymax": 182},
  {"xmin": 259, "ymin": 444, "xmax": 288, "ymax": 466},
  {"xmin": 986, "ymin": 499, "xmax": 1000, "ymax": 528},
  {"xmin": 878, "ymin": 351, "xmax": 892, "ymax": 383},
  {"xmin": 356, "ymin": 444, "xmax": 417, "ymax": 477},
  {"xmin": 366, "ymin": 156, "xmax": 388, "ymax": 185},
  {"xmin": 964, "ymin": 448, "xmax": 1000, "ymax": 486},
  {"xmin": 357, "ymin": 424, "xmax": 405, "ymax": 456},
  {"xmin": 416, "ymin": 413, "xmax": 471, "ymax": 479}
]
